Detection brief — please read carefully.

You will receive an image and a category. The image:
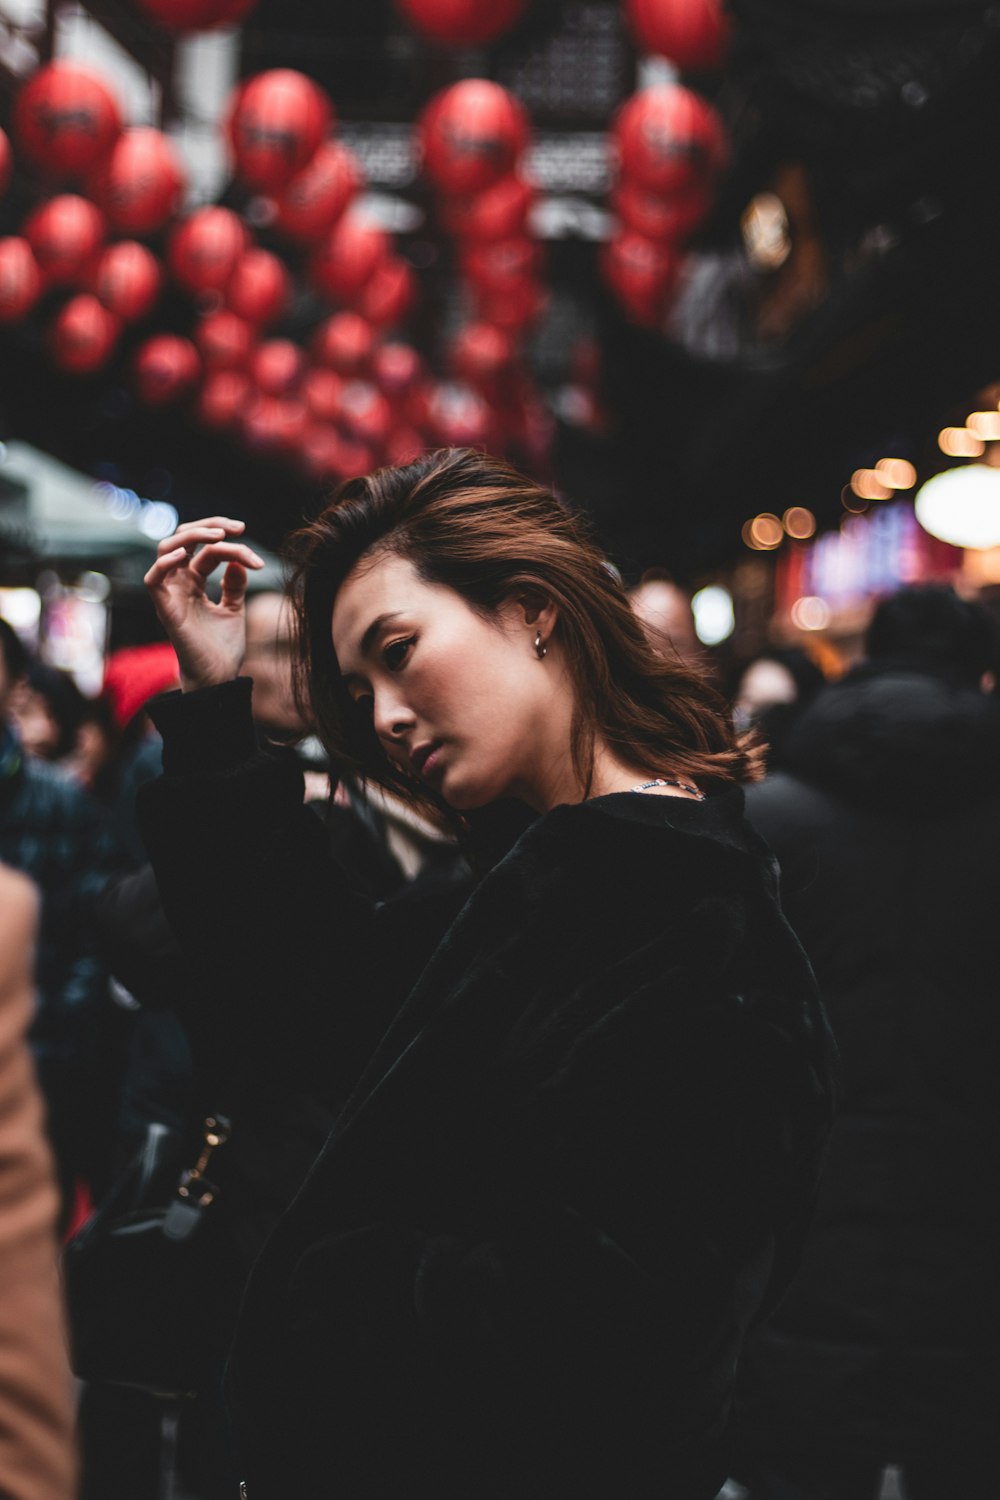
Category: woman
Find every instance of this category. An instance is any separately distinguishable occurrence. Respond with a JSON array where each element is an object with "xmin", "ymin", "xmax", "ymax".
[{"xmin": 139, "ymin": 449, "xmax": 834, "ymax": 1499}]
